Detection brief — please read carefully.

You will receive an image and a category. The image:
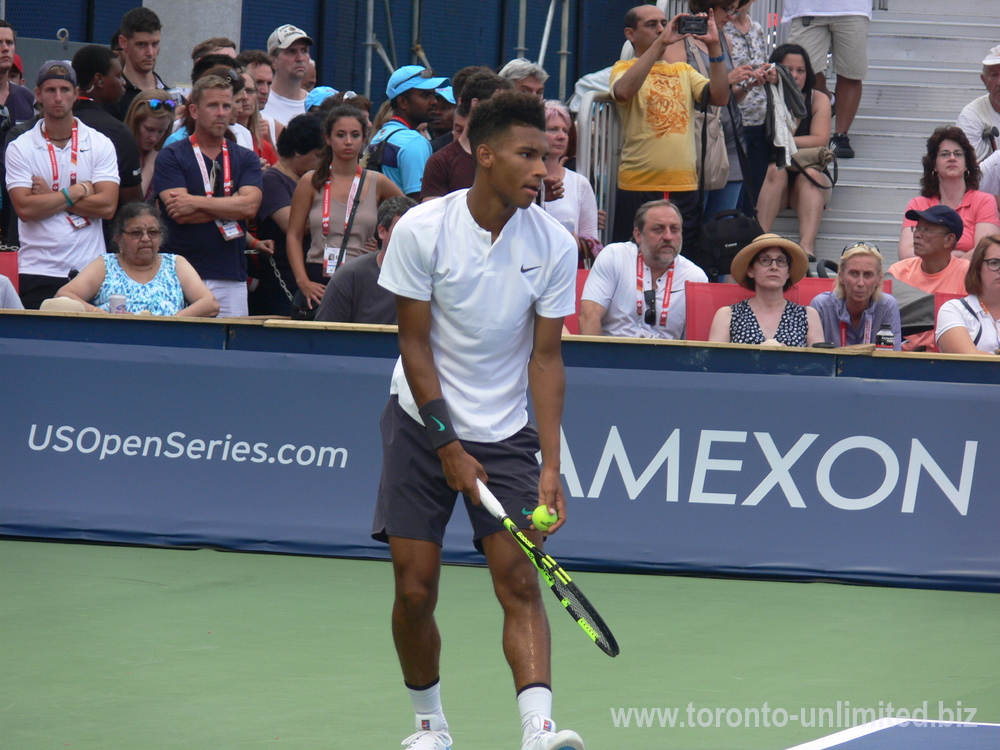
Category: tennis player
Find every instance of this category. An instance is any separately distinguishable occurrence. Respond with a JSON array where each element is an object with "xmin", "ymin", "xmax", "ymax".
[{"xmin": 374, "ymin": 91, "xmax": 582, "ymax": 750}]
